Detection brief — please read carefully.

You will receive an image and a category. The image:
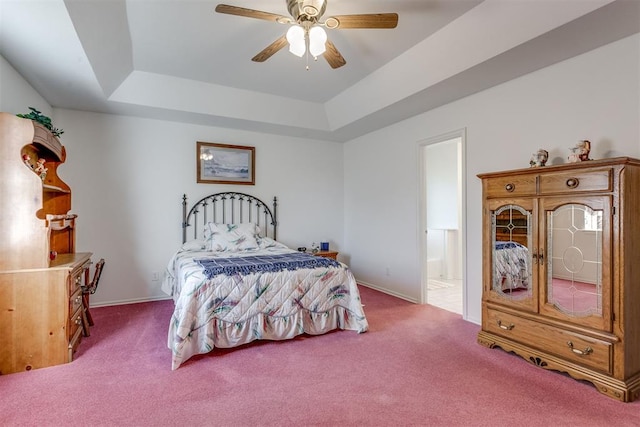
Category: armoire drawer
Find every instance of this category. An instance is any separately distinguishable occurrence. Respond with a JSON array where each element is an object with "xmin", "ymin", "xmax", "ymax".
[
  {"xmin": 485, "ymin": 308, "xmax": 612, "ymax": 374},
  {"xmin": 485, "ymin": 175, "xmax": 537, "ymax": 198},
  {"xmin": 538, "ymin": 168, "xmax": 612, "ymax": 194}
]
